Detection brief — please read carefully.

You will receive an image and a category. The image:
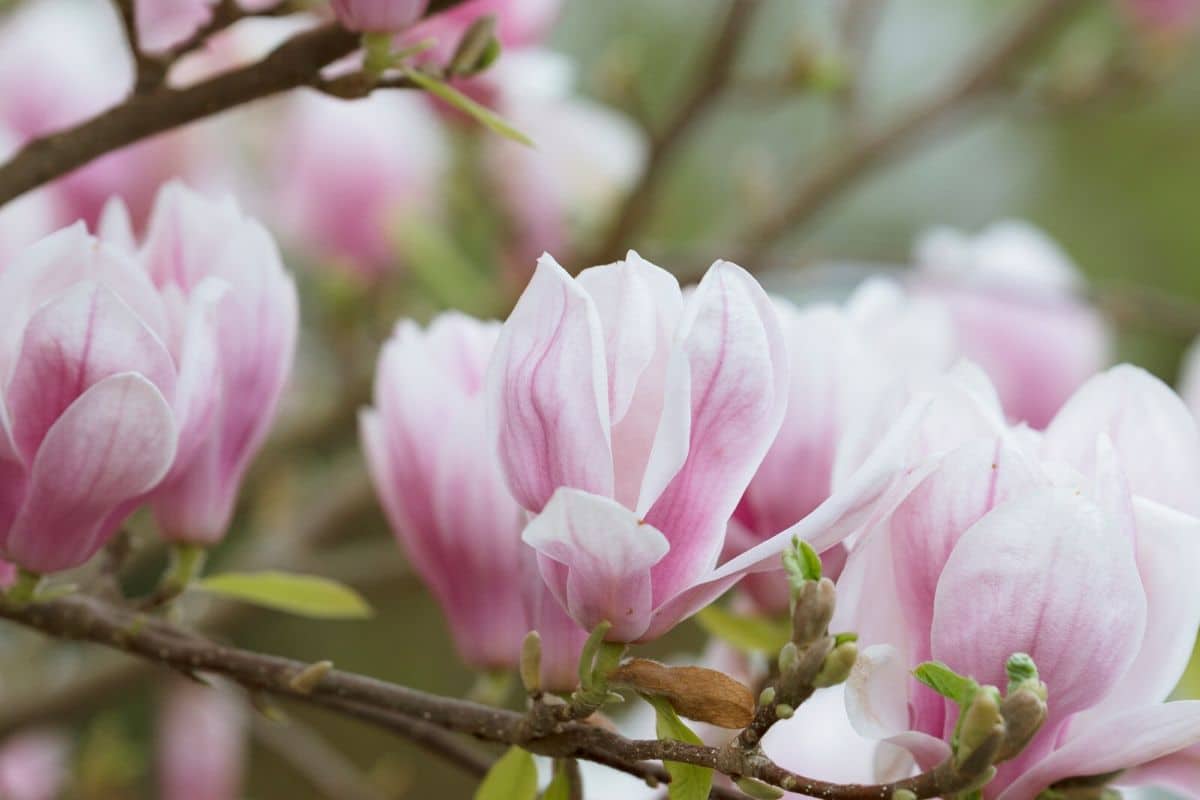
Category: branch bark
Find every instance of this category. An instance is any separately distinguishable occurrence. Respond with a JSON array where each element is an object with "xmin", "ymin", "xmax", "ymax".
[{"xmin": 0, "ymin": 592, "xmax": 995, "ymax": 800}]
